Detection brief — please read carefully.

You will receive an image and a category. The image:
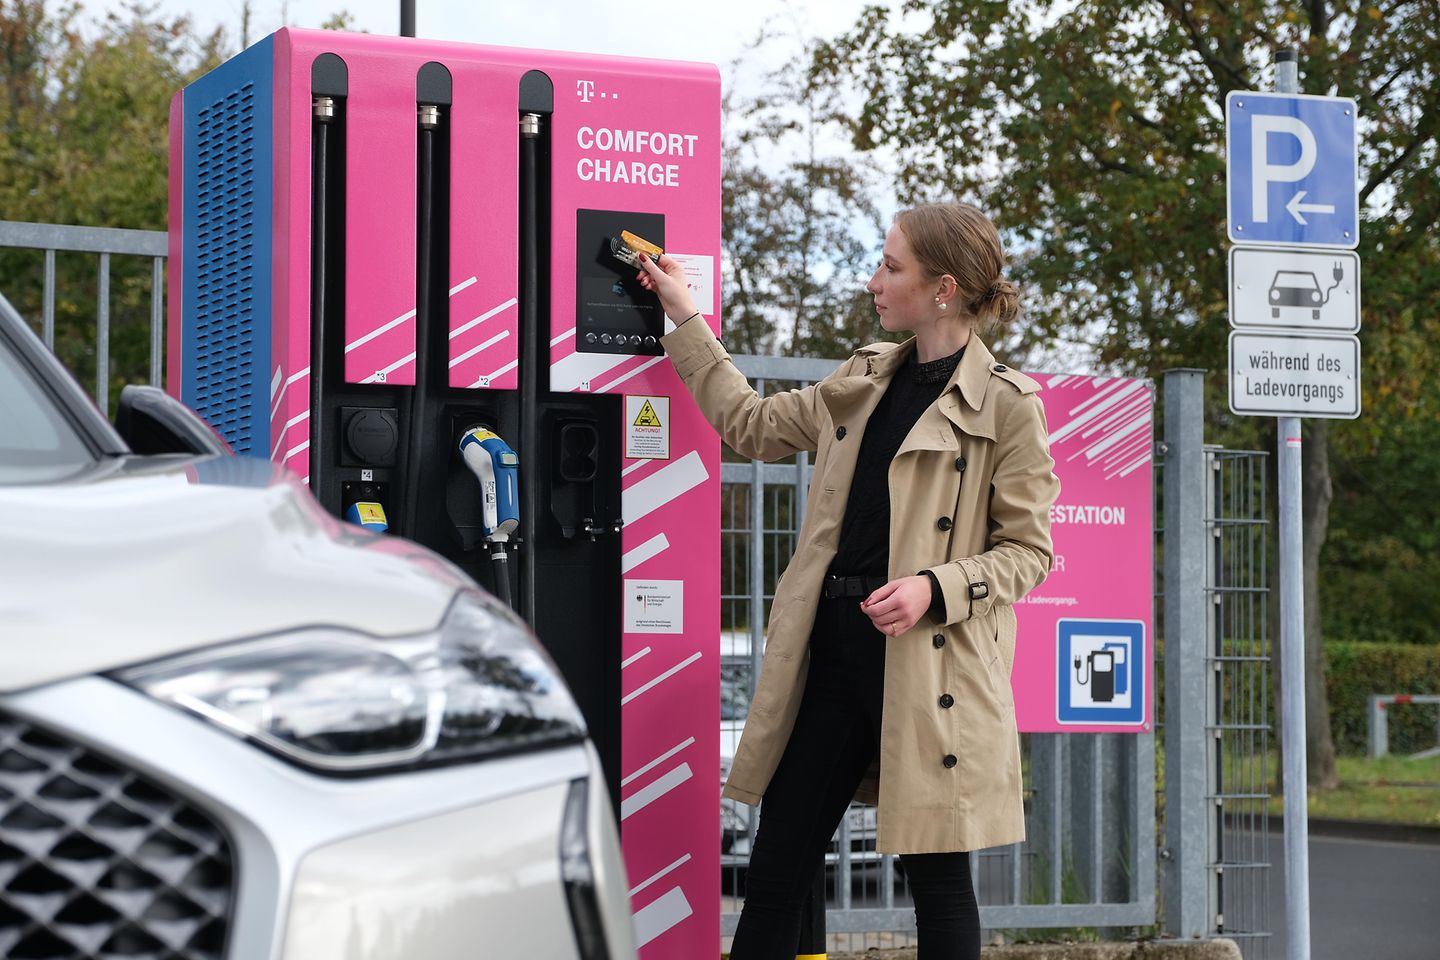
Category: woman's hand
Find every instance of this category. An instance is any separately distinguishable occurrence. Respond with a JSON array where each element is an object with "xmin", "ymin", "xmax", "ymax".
[
  {"xmin": 637, "ymin": 254, "xmax": 701, "ymax": 324},
  {"xmin": 861, "ymin": 576, "xmax": 932, "ymax": 637}
]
